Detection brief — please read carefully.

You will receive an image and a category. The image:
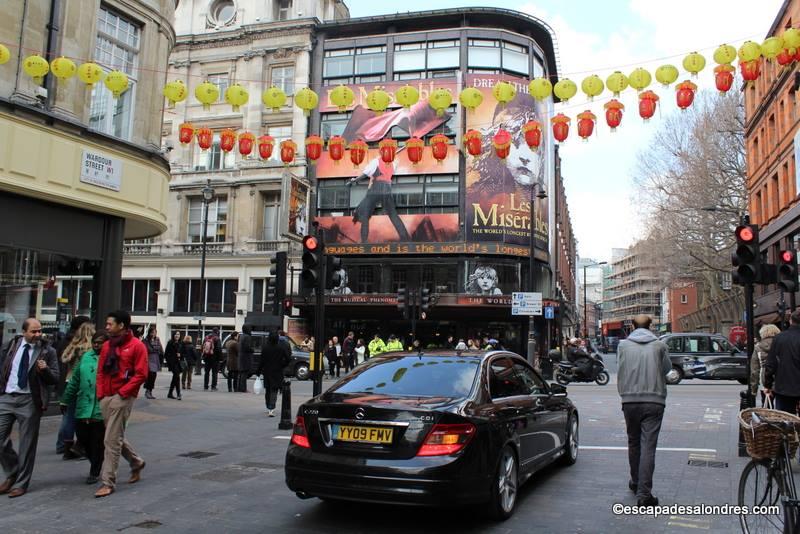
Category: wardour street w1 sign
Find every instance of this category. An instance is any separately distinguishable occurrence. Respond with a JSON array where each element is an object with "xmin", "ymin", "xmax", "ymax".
[{"xmin": 511, "ymin": 292, "xmax": 542, "ymax": 316}]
